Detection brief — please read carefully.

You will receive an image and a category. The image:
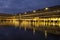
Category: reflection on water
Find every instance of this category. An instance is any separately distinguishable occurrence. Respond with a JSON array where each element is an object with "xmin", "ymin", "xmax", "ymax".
[
  {"xmin": 20, "ymin": 18, "xmax": 60, "ymax": 27},
  {"xmin": 0, "ymin": 18, "xmax": 60, "ymax": 27},
  {"xmin": 0, "ymin": 26, "xmax": 45, "ymax": 40},
  {"xmin": 0, "ymin": 17, "xmax": 60, "ymax": 40},
  {"xmin": 0, "ymin": 17, "xmax": 60, "ymax": 34},
  {"xmin": 0, "ymin": 26, "xmax": 60, "ymax": 40}
]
